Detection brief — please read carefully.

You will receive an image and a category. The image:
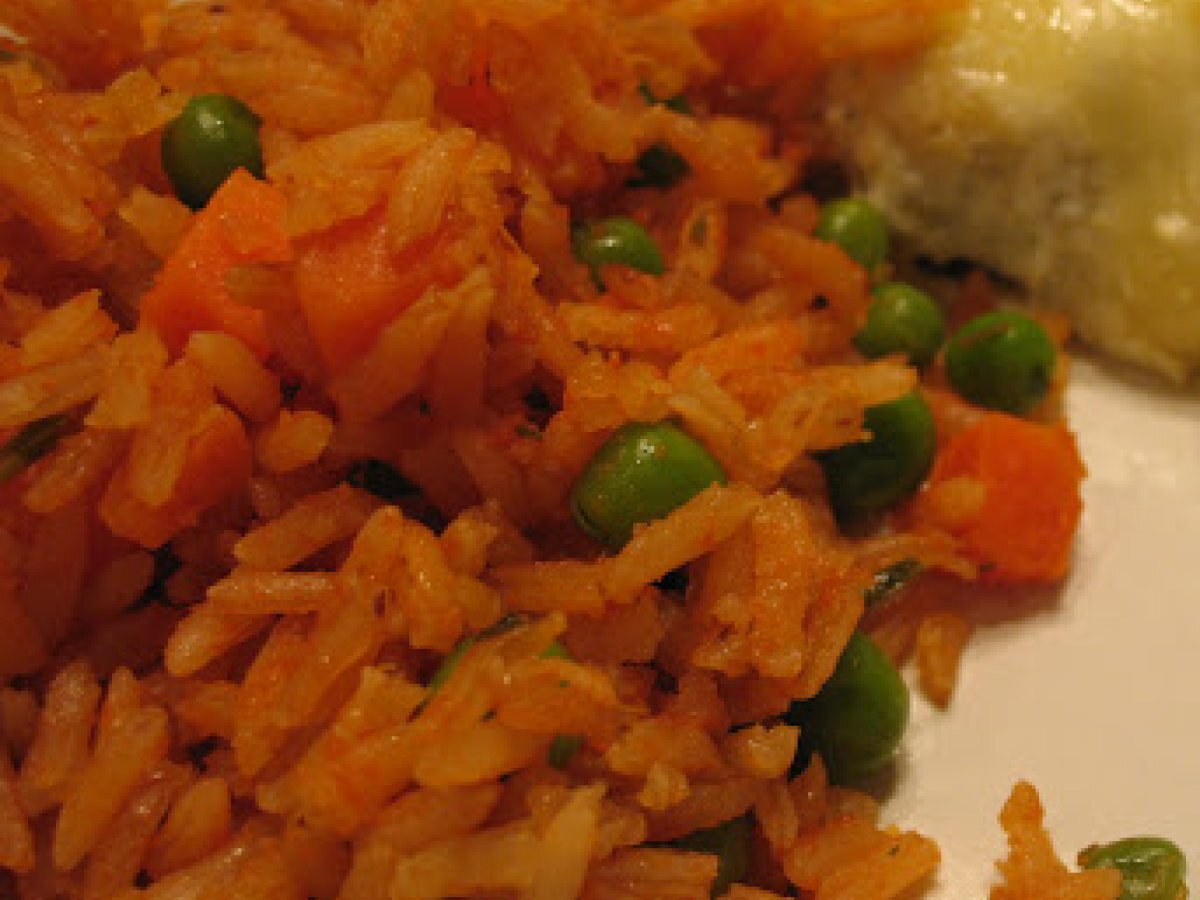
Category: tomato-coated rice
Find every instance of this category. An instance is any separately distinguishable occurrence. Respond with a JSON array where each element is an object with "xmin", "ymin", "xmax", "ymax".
[{"xmin": 0, "ymin": 0, "xmax": 1102, "ymax": 896}]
